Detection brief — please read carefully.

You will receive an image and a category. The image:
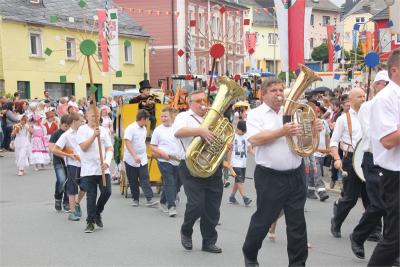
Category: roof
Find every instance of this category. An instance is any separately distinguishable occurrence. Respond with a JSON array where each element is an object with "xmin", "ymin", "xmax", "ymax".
[
  {"xmin": 238, "ymin": 0, "xmax": 275, "ymax": 26},
  {"xmin": 214, "ymin": 0, "xmax": 249, "ymax": 10},
  {"xmin": 307, "ymin": 0, "xmax": 341, "ymax": 12},
  {"xmin": 344, "ymin": 0, "xmax": 387, "ymax": 18},
  {"xmin": 371, "ymin": 7, "xmax": 389, "ymax": 21},
  {"xmin": 0, "ymin": 0, "xmax": 150, "ymax": 38}
]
